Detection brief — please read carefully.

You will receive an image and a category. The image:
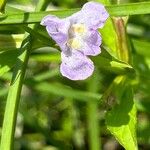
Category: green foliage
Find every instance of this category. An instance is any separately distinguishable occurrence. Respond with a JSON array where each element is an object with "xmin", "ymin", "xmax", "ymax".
[
  {"xmin": 132, "ymin": 39, "xmax": 150, "ymax": 57},
  {"xmin": 32, "ymin": 82, "xmax": 101, "ymax": 102},
  {"xmin": 97, "ymin": 0, "xmax": 119, "ymax": 59},
  {"xmin": 0, "ymin": 50, "xmax": 18, "ymax": 76},
  {"xmin": 0, "ymin": 0, "xmax": 150, "ymax": 150},
  {"xmin": 0, "ymin": 0, "xmax": 6, "ymax": 13},
  {"xmin": 106, "ymin": 76, "xmax": 137, "ymax": 150},
  {"xmin": 0, "ymin": 2, "xmax": 150, "ymax": 25}
]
